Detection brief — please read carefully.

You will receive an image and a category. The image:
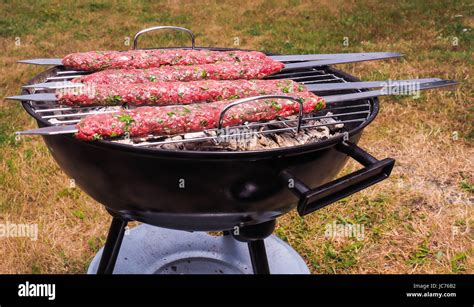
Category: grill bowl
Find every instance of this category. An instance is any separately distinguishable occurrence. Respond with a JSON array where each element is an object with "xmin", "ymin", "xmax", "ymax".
[{"xmin": 20, "ymin": 49, "xmax": 379, "ymax": 231}]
